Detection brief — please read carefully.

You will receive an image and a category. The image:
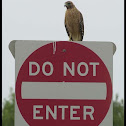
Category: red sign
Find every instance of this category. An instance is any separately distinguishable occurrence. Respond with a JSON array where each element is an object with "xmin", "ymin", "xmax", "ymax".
[{"xmin": 16, "ymin": 41, "xmax": 112, "ymax": 126}]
